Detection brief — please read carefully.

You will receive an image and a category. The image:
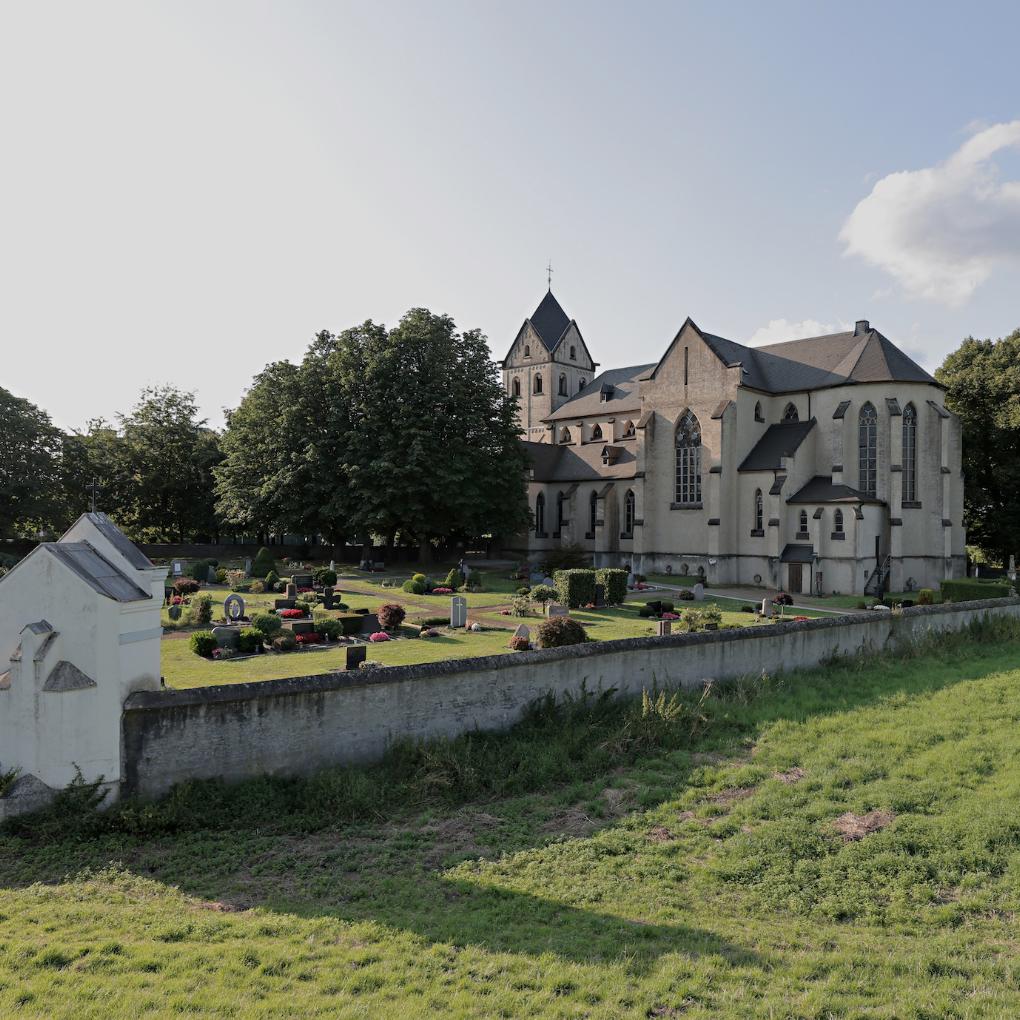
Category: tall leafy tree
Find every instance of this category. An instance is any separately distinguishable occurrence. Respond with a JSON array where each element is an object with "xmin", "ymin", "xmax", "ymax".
[
  {"xmin": 936, "ymin": 328, "xmax": 1020, "ymax": 564},
  {"xmin": 0, "ymin": 386, "xmax": 63, "ymax": 538}
]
